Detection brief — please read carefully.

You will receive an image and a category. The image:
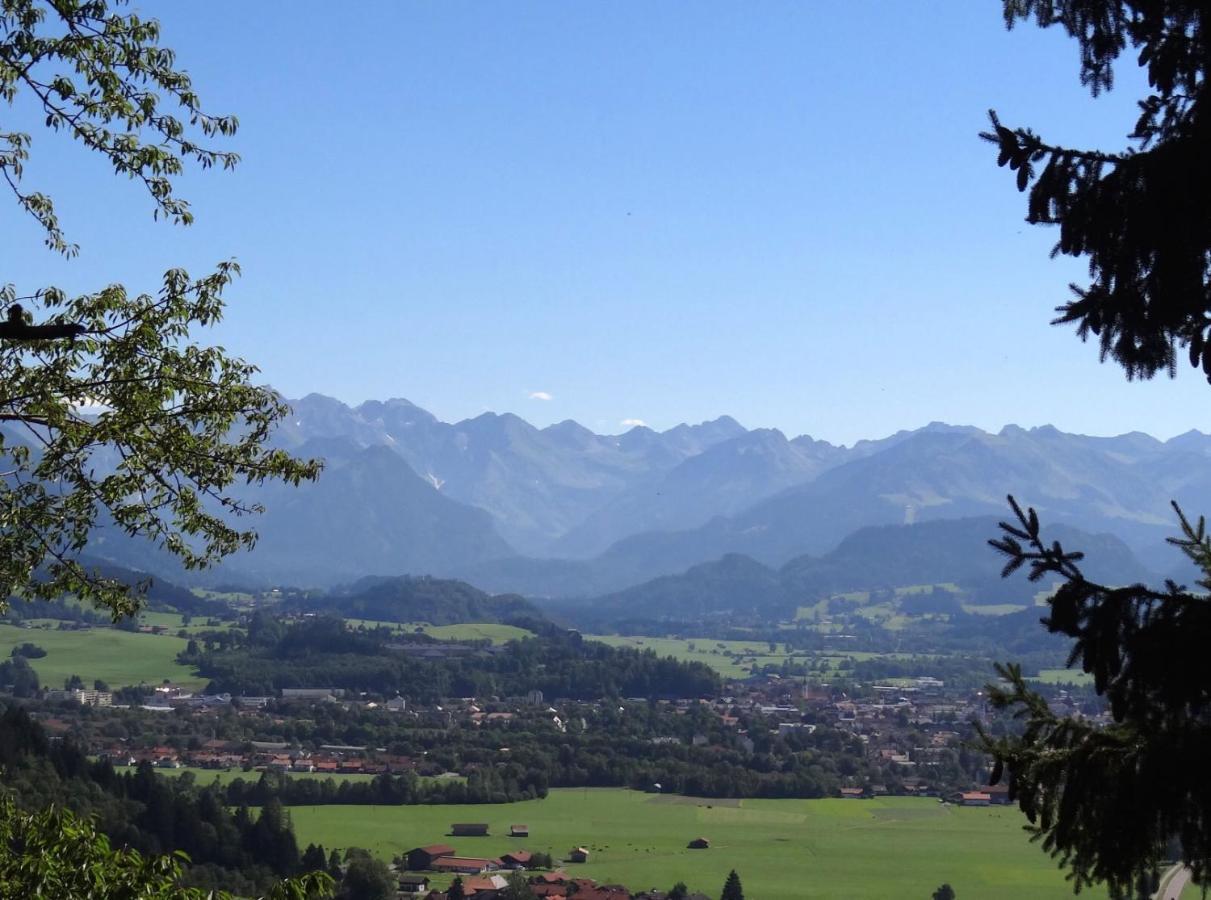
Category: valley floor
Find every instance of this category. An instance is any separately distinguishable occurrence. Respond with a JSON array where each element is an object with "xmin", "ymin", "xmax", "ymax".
[{"xmin": 286, "ymin": 788, "xmax": 1105, "ymax": 900}]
